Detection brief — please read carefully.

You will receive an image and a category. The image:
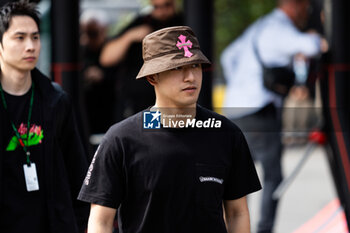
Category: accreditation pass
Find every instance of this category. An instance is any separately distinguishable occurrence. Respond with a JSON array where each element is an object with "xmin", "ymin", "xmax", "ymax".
[{"xmin": 23, "ymin": 163, "xmax": 39, "ymax": 192}]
